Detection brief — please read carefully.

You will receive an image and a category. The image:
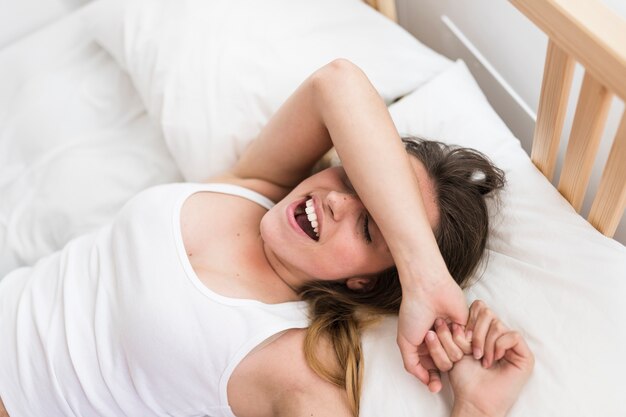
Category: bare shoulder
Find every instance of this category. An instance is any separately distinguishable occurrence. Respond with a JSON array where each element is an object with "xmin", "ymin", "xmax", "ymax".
[
  {"xmin": 229, "ymin": 329, "xmax": 353, "ymax": 417},
  {"xmin": 207, "ymin": 172, "xmax": 292, "ymax": 204}
]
